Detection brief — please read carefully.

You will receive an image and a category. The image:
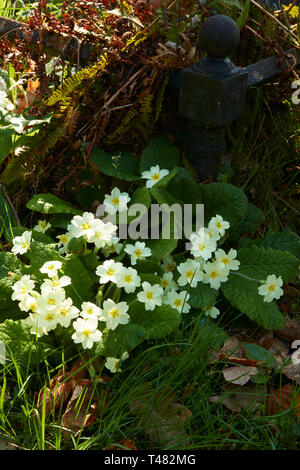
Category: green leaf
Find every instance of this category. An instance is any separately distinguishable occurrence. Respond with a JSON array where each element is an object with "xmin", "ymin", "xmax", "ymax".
[
  {"xmin": 140, "ymin": 135, "xmax": 180, "ymax": 172},
  {"xmin": 50, "ymin": 213, "xmax": 74, "ymax": 230},
  {"xmin": 0, "ymin": 318, "xmax": 54, "ymax": 366},
  {"xmin": 221, "ymin": 245, "xmax": 299, "ymax": 329},
  {"xmin": 128, "ymin": 187, "xmax": 152, "ymax": 223},
  {"xmin": 26, "ymin": 193, "xmax": 81, "ymax": 215},
  {"xmin": 230, "ymin": 203, "xmax": 265, "ymax": 242},
  {"xmin": 91, "ymin": 148, "xmax": 140, "ymax": 181},
  {"xmin": 244, "ymin": 343, "xmax": 277, "ymax": 369},
  {"xmin": 200, "ymin": 182, "xmax": 248, "ymax": 227},
  {"xmin": 222, "ymin": 273, "xmax": 285, "ymax": 330},
  {"xmin": 189, "ymin": 284, "xmax": 218, "ymax": 309},
  {"xmin": 0, "ymin": 252, "xmax": 27, "ymax": 279},
  {"xmin": 129, "ymin": 303, "xmax": 181, "ymax": 339},
  {"xmin": 261, "ymin": 229, "xmax": 300, "ymax": 258},
  {"xmin": 234, "ymin": 246, "xmax": 299, "ymax": 283},
  {"xmin": 153, "ymin": 167, "xmax": 202, "ymax": 204},
  {"xmin": 67, "ymin": 236, "xmax": 85, "ymax": 254},
  {"xmin": 28, "ymin": 242, "xmax": 95, "ymax": 307},
  {"xmin": 98, "ymin": 323, "xmax": 146, "ymax": 356},
  {"xmin": 144, "ymin": 238, "xmax": 178, "ymax": 264}
]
